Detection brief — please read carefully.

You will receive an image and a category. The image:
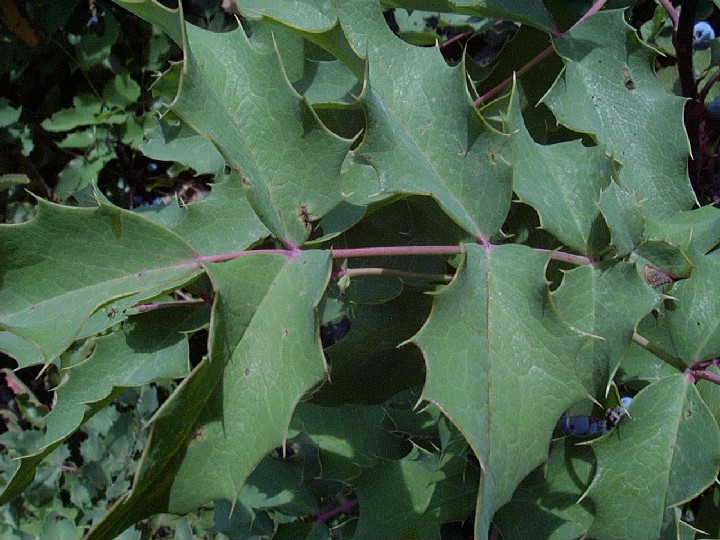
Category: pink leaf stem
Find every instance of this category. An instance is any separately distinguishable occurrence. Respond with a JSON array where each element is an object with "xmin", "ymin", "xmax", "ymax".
[
  {"xmin": 331, "ymin": 245, "xmax": 463, "ymax": 258},
  {"xmin": 534, "ymin": 249, "xmax": 592, "ymax": 266},
  {"xmin": 312, "ymin": 498, "xmax": 359, "ymax": 523},
  {"xmin": 659, "ymin": 0, "xmax": 679, "ymax": 30},
  {"xmin": 474, "ymin": 45, "xmax": 554, "ymax": 106},
  {"xmin": 569, "ymin": 0, "xmax": 606, "ymax": 31},
  {"xmin": 687, "ymin": 369, "xmax": 720, "ymax": 385}
]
